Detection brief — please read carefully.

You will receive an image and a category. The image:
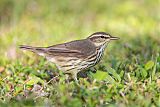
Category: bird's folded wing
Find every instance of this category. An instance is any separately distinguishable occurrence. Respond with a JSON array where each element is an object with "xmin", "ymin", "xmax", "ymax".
[
  {"xmin": 44, "ymin": 39, "xmax": 95, "ymax": 58},
  {"xmin": 47, "ymin": 48, "xmax": 80, "ymax": 53},
  {"xmin": 46, "ymin": 48, "xmax": 85, "ymax": 58}
]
